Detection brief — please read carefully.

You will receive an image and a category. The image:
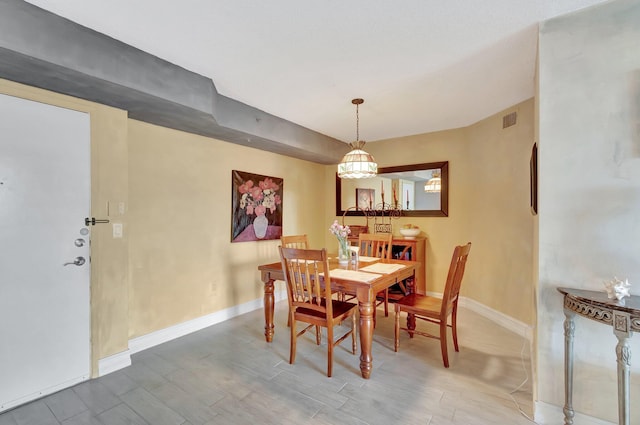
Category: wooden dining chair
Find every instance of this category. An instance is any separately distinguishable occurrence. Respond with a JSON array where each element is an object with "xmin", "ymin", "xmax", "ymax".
[
  {"xmin": 278, "ymin": 246, "xmax": 358, "ymax": 377},
  {"xmin": 394, "ymin": 242, "xmax": 471, "ymax": 368},
  {"xmin": 281, "ymin": 234, "xmax": 309, "ymax": 249},
  {"xmin": 358, "ymin": 233, "xmax": 394, "ymax": 316},
  {"xmin": 282, "ymin": 234, "xmax": 348, "ymax": 311},
  {"xmin": 281, "ymin": 235, "xmax": 310, "ymax": 327}
]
